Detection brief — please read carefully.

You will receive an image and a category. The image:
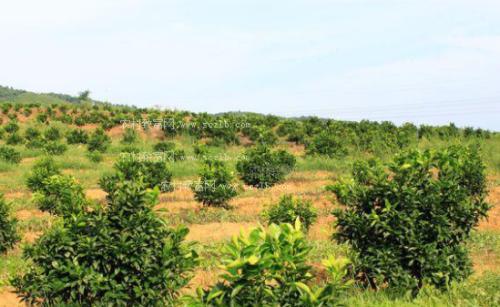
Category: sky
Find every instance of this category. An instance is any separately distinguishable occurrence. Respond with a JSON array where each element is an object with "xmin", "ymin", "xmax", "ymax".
[{"xmin": 0, "ymin": 0, "xmax": 499, "ymax": 130}]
